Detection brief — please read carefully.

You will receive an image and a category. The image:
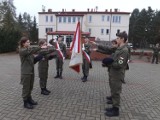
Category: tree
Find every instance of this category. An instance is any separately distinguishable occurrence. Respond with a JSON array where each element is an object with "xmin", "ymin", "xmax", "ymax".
[
  {"xmin": 129, "ymin": 7, "xmax": 155, "ymax": 48},
  {"xmin": 129, "ymin": 8, "xmax": 140, "ymax": 48},
  {"xmin": 30, "ymin": 16, "xmax": 38, "ymax": 43},
  {"xmin": 0, "ymin": 1, "xmax": 17, "ymax": 30}
]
